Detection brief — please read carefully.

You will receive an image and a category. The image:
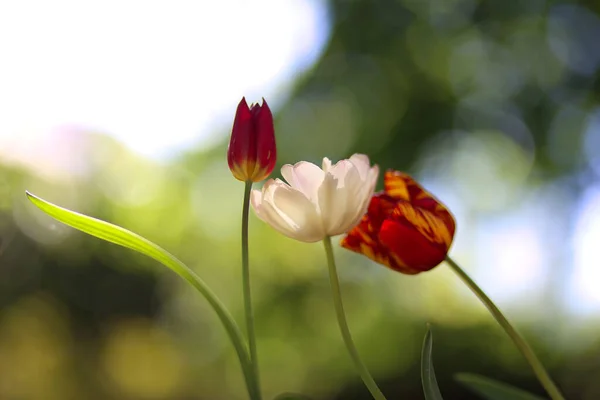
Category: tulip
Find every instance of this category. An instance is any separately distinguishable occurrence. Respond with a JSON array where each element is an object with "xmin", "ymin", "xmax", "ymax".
[
  {"xmin": 252, "ymin": 154, "xmax": 386, "ymax": 399},
  {"xmin": 250, "ymin": 154, "xmax": 379, "ymax": 242},
  {"xmin": 341, "ymin": 172, "xmax": 567, "ymax": 400},
  {"xmin": 227, "ymin": 97, "xmax": 277, "ymax": 182},
  {"xmin": 228, "ymin": 98, "xmax": 277, "ymax": 394},
  {"xmin": 341, "ymin": 170, "xmax": 455, "ymax": 274}
]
